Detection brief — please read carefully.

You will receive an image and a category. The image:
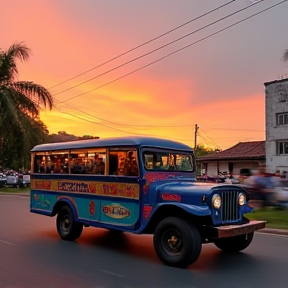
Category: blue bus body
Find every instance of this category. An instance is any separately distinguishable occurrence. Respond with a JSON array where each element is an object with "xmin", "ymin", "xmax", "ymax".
[
  {"xmin": 30, "ymin": 137, "xmax": 194, "ymax": 232},
  {"xmin": 30, "ymin": 136, "xmax": 266, "ymax": 268}
]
